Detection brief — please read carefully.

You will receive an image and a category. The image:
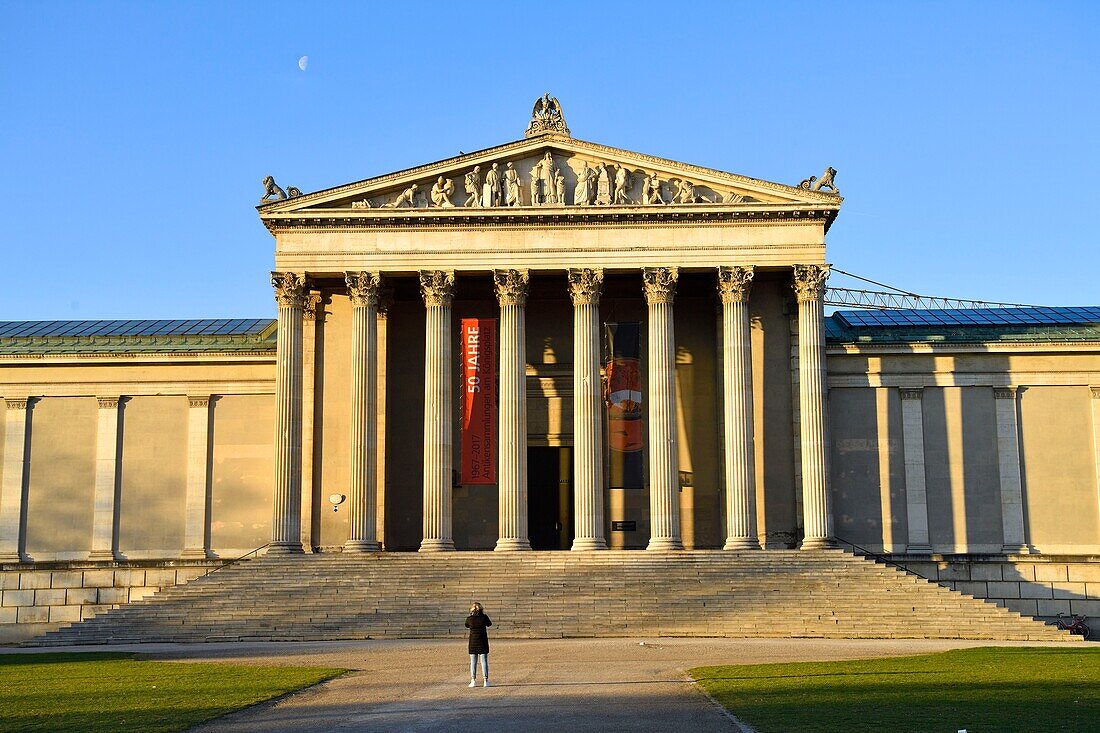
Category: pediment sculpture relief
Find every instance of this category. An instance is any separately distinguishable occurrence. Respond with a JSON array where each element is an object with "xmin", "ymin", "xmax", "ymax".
[{"xmin": 349, "ymin": 155, "xmax": 761, "ymax": 210}]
